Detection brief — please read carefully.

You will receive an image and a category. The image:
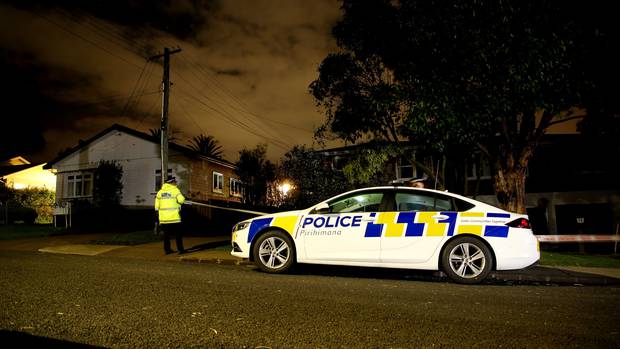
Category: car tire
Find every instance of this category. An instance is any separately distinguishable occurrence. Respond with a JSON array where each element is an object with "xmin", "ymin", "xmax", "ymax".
[
  {"xmin": 442, "ymin": 236, "xmax": 493, "ymax": 284},
  {"xmin": 252, "ymin": 230, "xmax": 296, "ymax": 274}
]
